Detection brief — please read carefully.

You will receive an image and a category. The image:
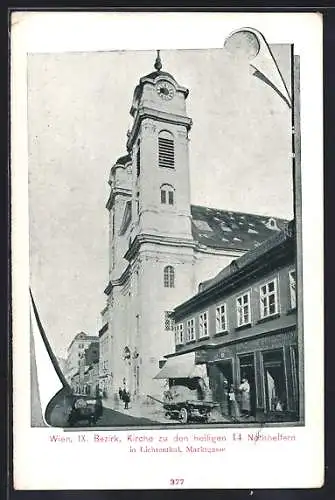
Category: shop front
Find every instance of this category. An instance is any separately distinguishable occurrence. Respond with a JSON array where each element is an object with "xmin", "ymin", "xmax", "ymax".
[{"xmin": 206, "ymin": 328, "xmax": 299, "ymax": 422}]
